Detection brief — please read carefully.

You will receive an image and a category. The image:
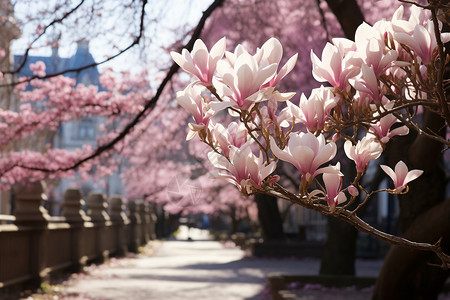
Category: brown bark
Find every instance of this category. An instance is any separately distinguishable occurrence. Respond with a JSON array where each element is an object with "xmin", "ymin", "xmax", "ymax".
[
  {"xmin": 372, "ymin": 198, "xmax": 450, "ymax": 300},
  {"xmin": 255, "ymin": 193, "xmax": 285, "ymax": 240},
  {"xmin": 325, "ymin": 0, "xmax": 365, "ymax": 39},
  {"xmin": 320, "ymin": 216, "xmax": 358, "ymax": 275}
]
